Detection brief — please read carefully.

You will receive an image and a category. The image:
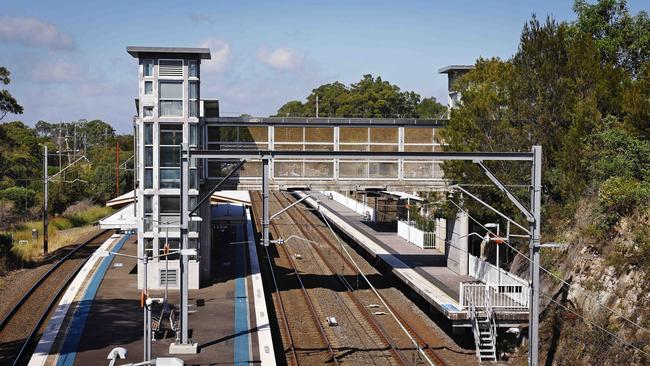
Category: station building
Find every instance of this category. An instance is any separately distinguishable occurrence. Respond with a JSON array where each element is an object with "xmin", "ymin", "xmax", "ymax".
[{"xmin": 110, "ymin": 45, "xmax": 472, "ymax": 289}]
